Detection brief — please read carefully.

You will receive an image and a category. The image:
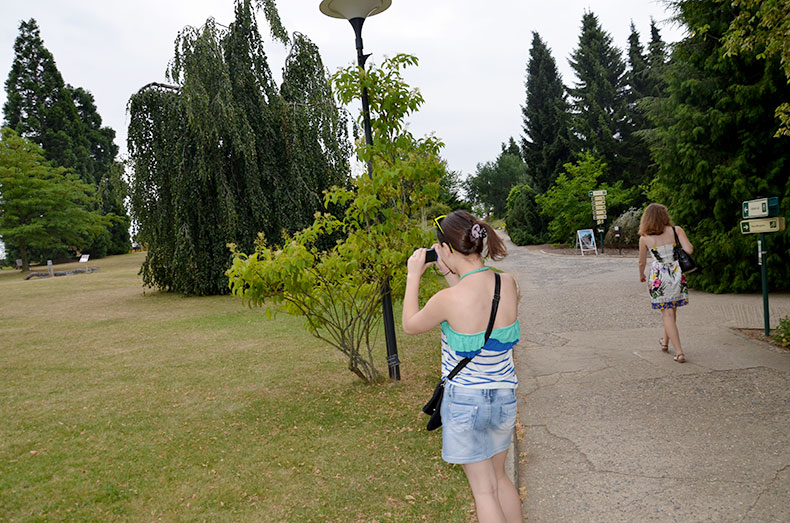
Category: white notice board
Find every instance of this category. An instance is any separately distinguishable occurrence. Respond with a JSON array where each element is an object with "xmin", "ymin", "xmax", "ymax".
[{"xmin": 577, "ymin": 229, "xmax": 598, "ymax": 256}]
